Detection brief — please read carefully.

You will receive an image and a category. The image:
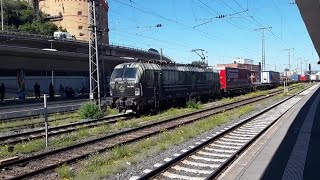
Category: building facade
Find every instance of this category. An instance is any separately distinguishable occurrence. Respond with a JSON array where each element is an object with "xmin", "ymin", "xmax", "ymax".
[
  {"xmin": 39, "ymin": 0, "xmax": 109, "ymax": 43},
  {"xmin": 233, "ymin": 58, "xmax": 254, "ymax": 65}
]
